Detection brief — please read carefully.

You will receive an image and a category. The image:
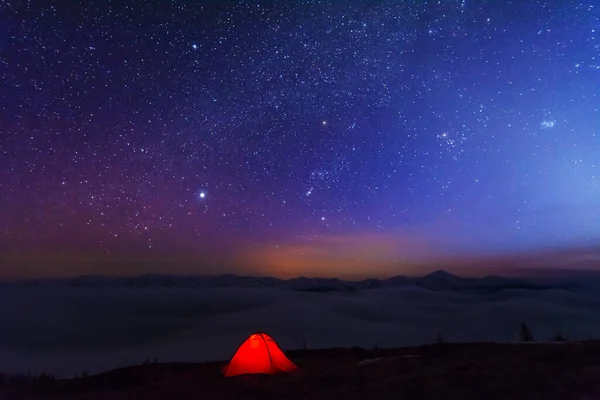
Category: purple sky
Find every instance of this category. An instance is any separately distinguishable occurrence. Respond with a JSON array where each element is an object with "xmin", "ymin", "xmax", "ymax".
[{"xmin": 1, "ymin": 0, "xmax": 599, "ymax": 278}]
